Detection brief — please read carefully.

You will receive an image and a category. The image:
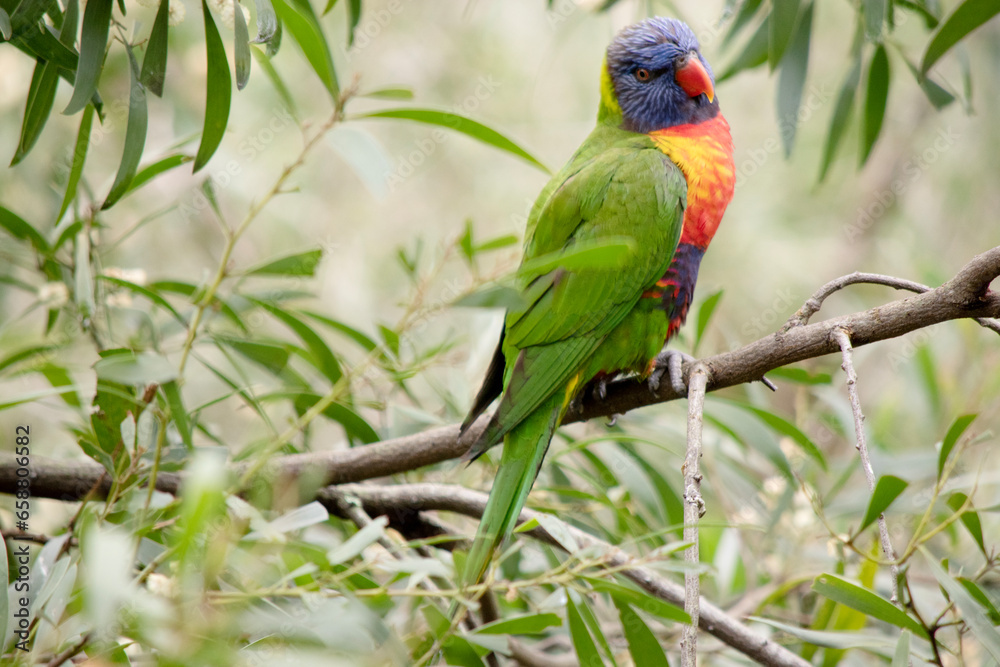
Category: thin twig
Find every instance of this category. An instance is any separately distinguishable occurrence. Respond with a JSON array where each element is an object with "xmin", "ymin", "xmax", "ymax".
[
  {"xmin": 681, "ymin": 365, "xmax": 709, "ymax": 667},
  {"xmin": 832, "ymin": 328, "xmax": 900, "ymax": 603},
  {"xmin": 44, "ymin": 632, "xmax": 91, "ymax": 667},
  {"xmin": 782, "ymin": 271, "xmax": 1000, "ymax": 335}
]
